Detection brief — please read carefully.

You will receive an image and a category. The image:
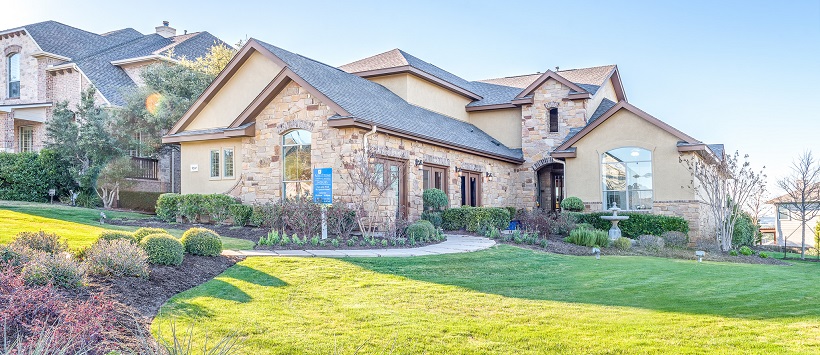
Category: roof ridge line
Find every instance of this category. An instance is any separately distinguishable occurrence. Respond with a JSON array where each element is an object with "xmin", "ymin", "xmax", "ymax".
[{"xmin": 69, "ymin": 33, "xmax": 167, "ymax": 64}]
